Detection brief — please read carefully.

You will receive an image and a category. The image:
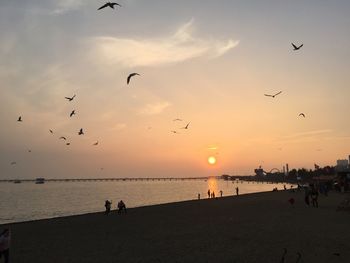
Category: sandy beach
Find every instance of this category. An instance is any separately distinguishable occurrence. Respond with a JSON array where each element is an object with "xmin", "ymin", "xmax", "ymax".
[{"xmin": 2, "ymin": 190, "xmax": 349, "ymax": 263}]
